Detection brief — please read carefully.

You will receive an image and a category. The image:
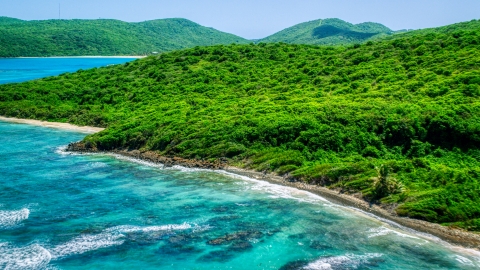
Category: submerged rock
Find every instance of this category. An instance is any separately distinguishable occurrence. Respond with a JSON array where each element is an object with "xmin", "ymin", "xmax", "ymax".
[
  {"xmin": 309, "ymin": 240, "xmax": 333, "ymax": 250},
  {"xmin": 212, "ymin": 206, "xmax": 229, "ymax": 213},
  {"xmin": 157, "ymin": 243, "xmax": 203, "ymax": 256},
  {"xmin": 229, "ymin": 240, "xmax": 253, "ymax": 251},
  {"xmin": 279, "ymin": 260, "xmax": 309, "ymax": 270},
  {"xmin": 207, "ymin": 230, "xmax": 263, "ymax": 246},
  {"xmin": 197, "ymin": 250, "xmax": 235, "ymax": 262}
]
